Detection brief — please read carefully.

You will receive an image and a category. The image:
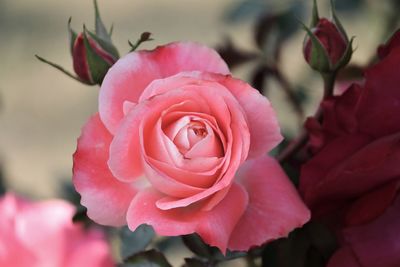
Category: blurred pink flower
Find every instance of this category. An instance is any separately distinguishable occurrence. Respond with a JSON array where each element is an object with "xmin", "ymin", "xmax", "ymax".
[
  {"xmin": 0, "ymin": 193, "xmax": 114, "ymax": 267},
  {"xmin": 73, "ymin": 42, "xmax": 310, "ymax": 252}
]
